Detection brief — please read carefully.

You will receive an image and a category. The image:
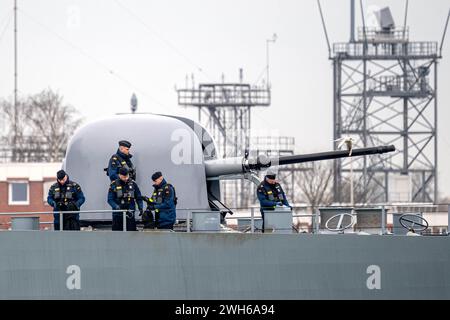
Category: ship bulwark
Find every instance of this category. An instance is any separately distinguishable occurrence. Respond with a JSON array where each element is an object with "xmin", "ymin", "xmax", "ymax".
[{"xmin": 0, "ymin": 232, "xmax": 449, "ymax": 299}]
